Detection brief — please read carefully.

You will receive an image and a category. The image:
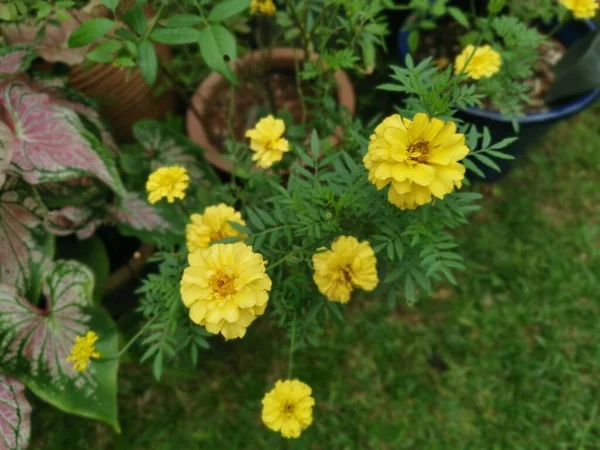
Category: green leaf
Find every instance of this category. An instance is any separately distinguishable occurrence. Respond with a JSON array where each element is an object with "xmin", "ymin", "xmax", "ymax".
[
  {"xmin": 68, "ymin": 18, "xmax": 115, "ymax": 48},
  {"xmin": 408, "ymin": 31, "xmax": 419, "ymax": 53},
  {"xmin": 124, "ymin": 5, "xmax": 147, "ymax": 36},
  {"xmin": 150, "ymin": 27, "xmax": 201, "ymax": 45},
  {"xmin": 137, "ymin": 40, "xmax": 157, "ymax": 86},
  {"xmin": 198, "ymin": 24, "xmax": 237, "ymax": 83},
  {"xmin": 310, "ymin": 129, "xmax": 320, "ymax": 160},
  {"xmin": 473, "ymin": 154, "xmax": 501, "ymax": 172},
  {"xmin": 101, "ymin": 0, "xmax": 119, "ymax": 12},
  {"xmin": 162, "ymin": 14, "xmax": 202, "ymax": 27},
  {"xmin": 360, "ymin": 40, "xmax": 376, "ymax": 74},
  {"xmin": 228, "ymin": 220, "xmax": 252, "ymax": 235},
  {"xmin": 0, "ymin": 261, "xmax": 120, "ymax": 431},
  {"xmin": 485, "ymin": 149, "xmax": 515, "ymax": 160},
  {"xmin": 448, "ymin": 6, "xmax": 469, "ymax": 28},
  {"xmin": 246, "ymin": 207, "xmax": 265, "ymax": 230},
  {"xmin": 86, "ymin": 39, "xmax": 121, "ymax": 63},
  {"xmin": 463, "ymin": 158, "xmax": 486, "ymax": 178},
  {"xmin": 208, "ymin": 0, "xmax": 251, "ymax": 21}
]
